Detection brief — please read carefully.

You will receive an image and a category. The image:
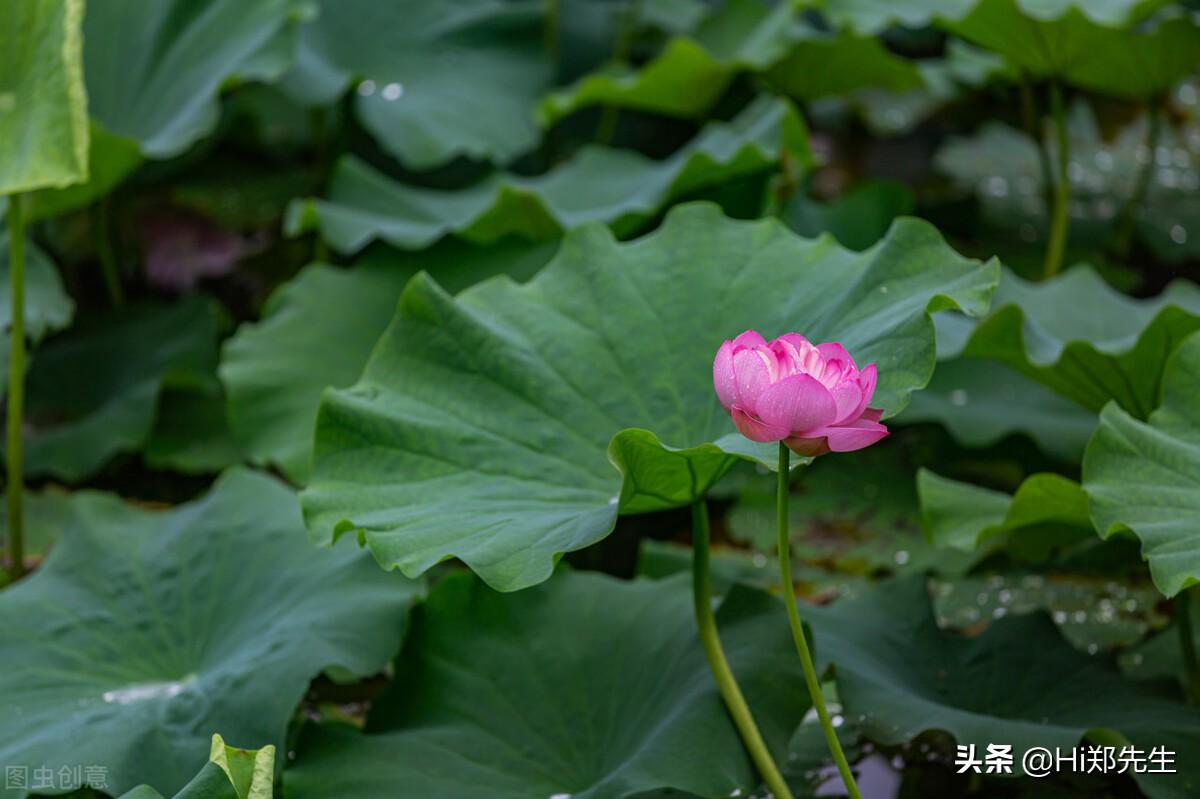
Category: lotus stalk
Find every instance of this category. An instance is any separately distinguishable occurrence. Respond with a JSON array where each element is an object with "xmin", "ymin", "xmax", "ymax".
[{"xmin": 5, "ymin": 194, "xmax": 25, "ymax": 580}]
